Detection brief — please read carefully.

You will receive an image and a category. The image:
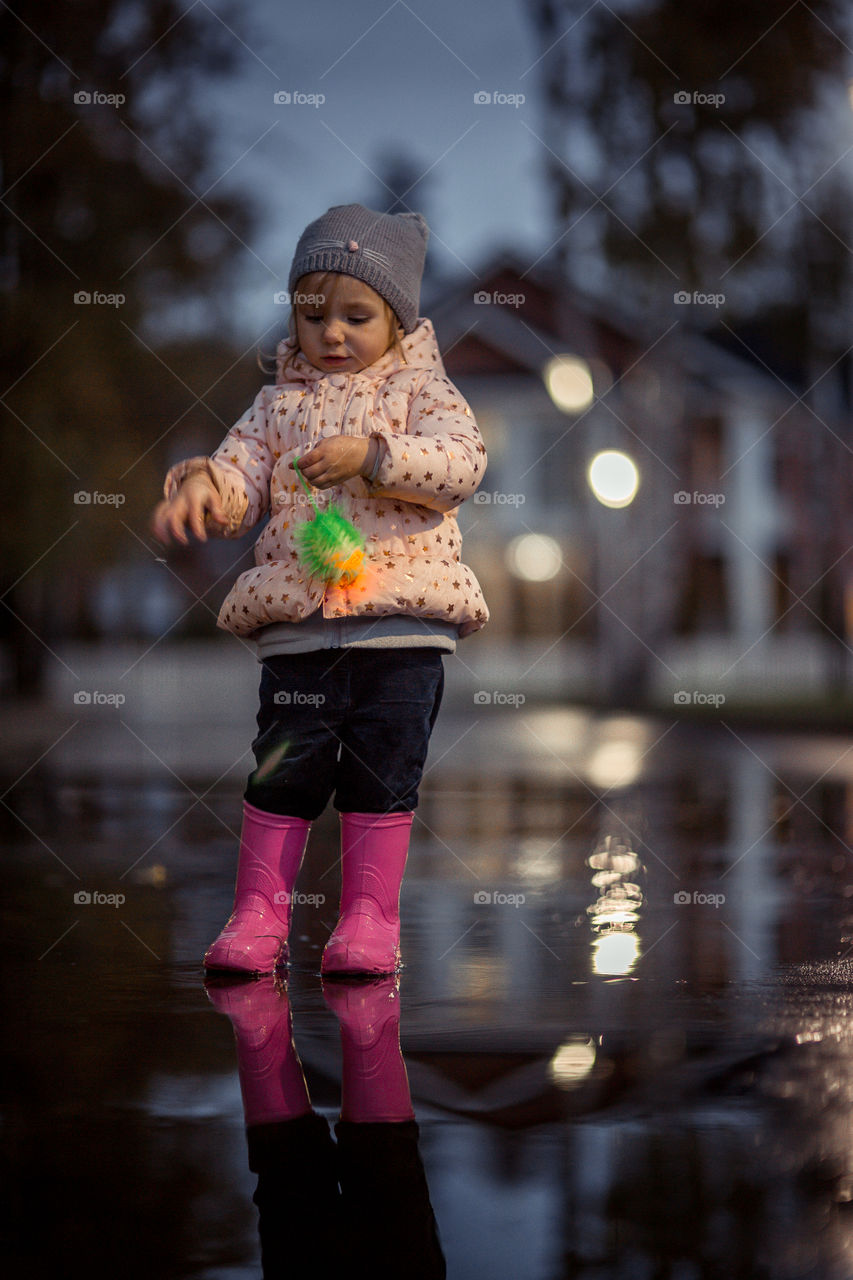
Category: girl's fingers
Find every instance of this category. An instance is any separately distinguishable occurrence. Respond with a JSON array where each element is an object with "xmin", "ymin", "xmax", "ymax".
[
  {"xmin": 170, "ymin": 509, "xmax": 189, "ymax": 544},
  {"xmin": 152, "ymin": 505, "xmax": 177, "ymax": 545},
  {"xmin": 203, "ymin": 495, "xmax": 227, "ymax": 527},
  {"xmin": 152, "ymin": 499, "xmax": 193, "ymax": 546},
  {"xmin": 189, "ymin": 499, "xmax": 210, "ymax": 540}
]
